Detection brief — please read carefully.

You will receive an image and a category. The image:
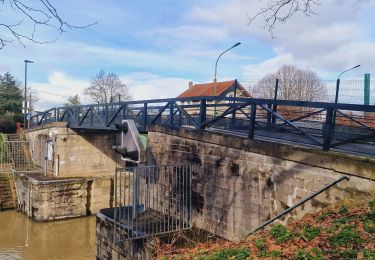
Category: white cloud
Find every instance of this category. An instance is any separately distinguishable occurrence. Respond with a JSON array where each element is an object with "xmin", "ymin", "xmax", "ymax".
[
  {"xmin": 120, "ymin": 73, "xmax": 190, "ymax": 100},
  {"xmin": 31, "ymin": 72, "xmax": 89, "ymax": 111},
  {"xmin": 186, "ymin": 0, "xmax": 375, "ymax": 78}
]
